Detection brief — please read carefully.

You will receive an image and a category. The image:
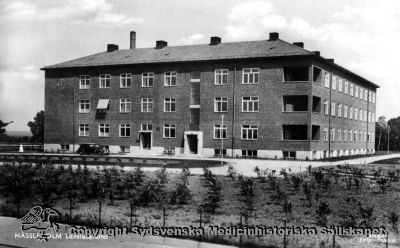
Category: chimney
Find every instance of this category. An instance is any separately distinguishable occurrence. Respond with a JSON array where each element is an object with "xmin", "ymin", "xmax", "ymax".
[
  {"xmin": 293, "ymin": 42, "xmax": 304, "ymax": 48},
  {"xmin": 107, "ymin": 44, "xmax": 118, "ymax": 52},
  {"xmin": 156, "ymin": 40, "xmax": 167, "ymax": 49},
  {"xmin": 210, "ymin": 36, "xmax": 221, "ymax": 45},
  {"xmin": 130, "ymin": 31, "xmax": 136, "ymax": 49},
  {"xmin": 269, "ymin": 32, "xmax": 279, "ymax": 41},
  {"xmin": 313, "ymin": 51, "xmax": 320, "ymax": 56},
  {"xmin": 326, "ymin": 58, "xmax": 335, "ymax": 63}
]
